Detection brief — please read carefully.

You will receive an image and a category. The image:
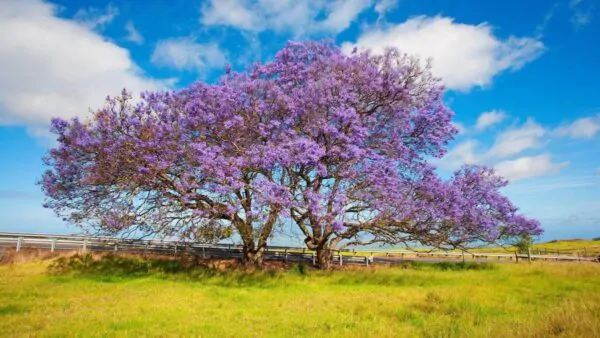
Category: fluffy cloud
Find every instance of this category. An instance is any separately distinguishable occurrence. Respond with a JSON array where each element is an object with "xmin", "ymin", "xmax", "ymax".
[
  {"xmin": 73, "ymin": 3, "xmax": 119, "ymax": 30},
  {"xmin": 151, "ymin": 38, "xmax": 227, "ymax": 73},
  {"xmin": 486, "ymin": 119, "xmax": 546, "ymax": 159},
  {"xmin": 475, "ymin": 110, "xmax": 507, "ymax": 131},
  {"xmin": 495, "ymin": 154, "xmax": 569, "ymax": 181},
  {"xmin": 124, "ymin": 21, "xmax": 144, "ymax": 45},
  {"xmin": 200, "ymin": 0, "xmax": 373, "ymax": 36},
  {"xmin": 437, "ymin": 140, "xmax": 479, "ymax": 170},
  {"xmin": 342, "ymin": 16, "xmax": 545, "ymax": 91},
  {"xmin": 452, "ymin": 122, "xmax": 467, "ymax": 135},
  {"xmin": 374, "ymin": 0, "xmax": 398, "ymax": 19},
  {"xmin": 555, "ymin": 114, "xmax": 600, "ymax": 139},
  {"xmin": 0, "ymin": 0, "xmax": 170, "ymax": 133}
]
